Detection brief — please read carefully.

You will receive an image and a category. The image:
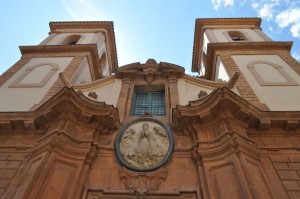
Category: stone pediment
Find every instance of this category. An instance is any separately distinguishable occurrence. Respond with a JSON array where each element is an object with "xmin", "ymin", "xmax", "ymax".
[{"xmin": 116, "ymin": 59, "xmax": 185, "ymax": 79}]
